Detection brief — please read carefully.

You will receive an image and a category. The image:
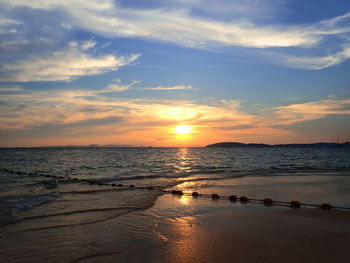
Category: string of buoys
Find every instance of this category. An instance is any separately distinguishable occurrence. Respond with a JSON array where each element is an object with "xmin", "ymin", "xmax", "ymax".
[
  {"xmin": 14, "ymin": 171, "xmax": 156, "ymax": 191},
  {"xmin": 5, "ymin": 169, "xmax": 349, "ymax": 211},
  {"xmin": 167, "ymin": 190, "xmax": 349, "ymax": 211}
]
